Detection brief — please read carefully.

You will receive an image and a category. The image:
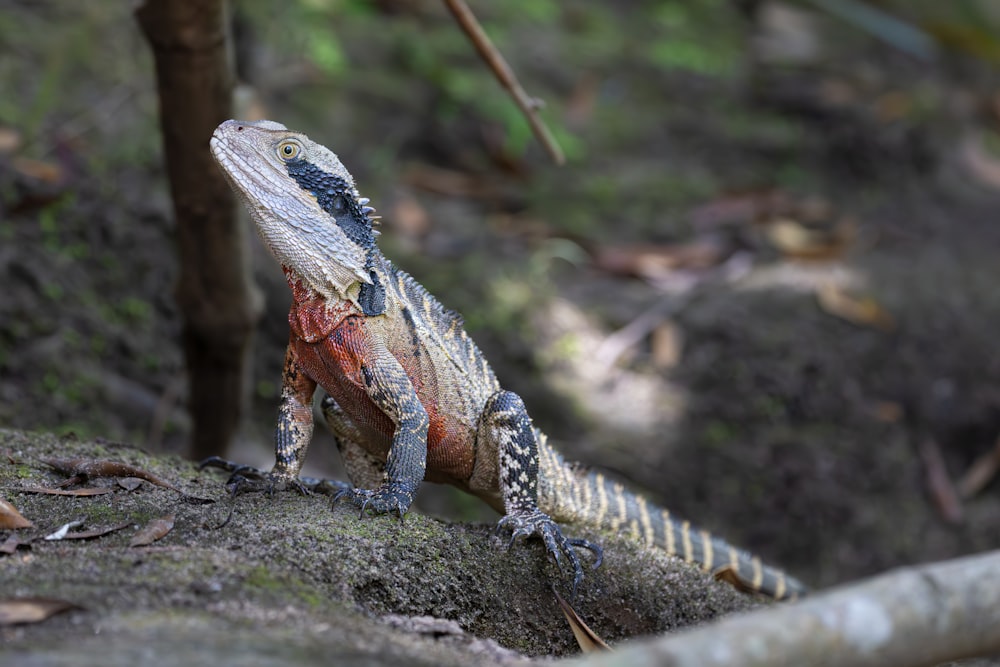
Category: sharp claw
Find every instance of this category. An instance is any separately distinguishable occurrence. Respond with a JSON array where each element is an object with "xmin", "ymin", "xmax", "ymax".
[
  {"xmin": 571, "ymin": 569, "xmax": 583, "ymax": 601},
  {"xmin": 198, "ymin": 455, "xmax": 229, "ymax": 471},
  {"xmin": 496, "ymin": 510, "xmax": 603, "ymax": 597},
  {"xmin": 225, "ymin": 474, "xmax": 247, "ymax": 497},
  {"xmin": 567, "ymin": 537, "xmax": 604, "ymax": 569}
]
